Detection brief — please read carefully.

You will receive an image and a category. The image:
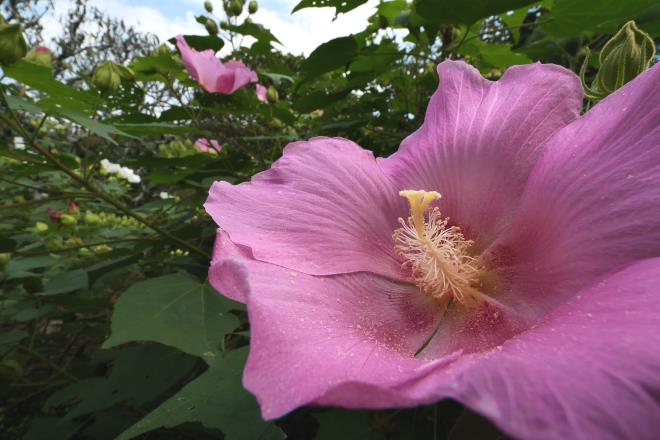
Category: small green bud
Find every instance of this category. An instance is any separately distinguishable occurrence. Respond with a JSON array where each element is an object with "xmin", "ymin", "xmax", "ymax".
[
  {"xmin": 92, "ymin": 60, "xmax": 135, "ymax": 93},
  {"xmin": 45, "ymin": 237, "xmax": 63, "ymax": 251},
  {"xmin": 0, "ymin": 253, "xmax": 11, "ymax": 265},
  {"xmin": 205, "ymin": 18, "xmax": 219, "ymax": 35},
  {"xmin": 229, "ymin": 0, "xmax": 243, "ymax": 16},
  {"xmin": 84, "ymin": 211, "xmax": 101, "ymax": 225},
  {"xmin": 25, "ymin": 46, "xmax": 52, "ymax": 68},
  {"xmin": 248, "ymin": 0, "xmax": 258, "ymax": 14},
  {"xmin": 35, "ymin": 221, "xmax": 49, "ymax": 234},
  {"xmin": 93, "ymin": 244, "xmax": 112, "ymax": 254},
  {"xmin": 60, "ymin": 214, "xmax": 77, "ymax": 226},
  {"xmin": 157, "ymin": 43, "xmax": 170, "ymax": 56},
  {"xmin": 266, "ymin": 86, "xmax": 279, "ymax": 104},
  {"xmin": 14, "ymin": 195, "xmax": 25, "ymax": 204},
  {"xmin": 0, "ymin": 16, "xmax": 28, "ymax": 66},
  {"xmin": 204, "ymin": 0, "xmax": 214, "ymax": 12},
  {"xmin": 581, "ymin": 21, "xmax": 655, "ymax": 101}
]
